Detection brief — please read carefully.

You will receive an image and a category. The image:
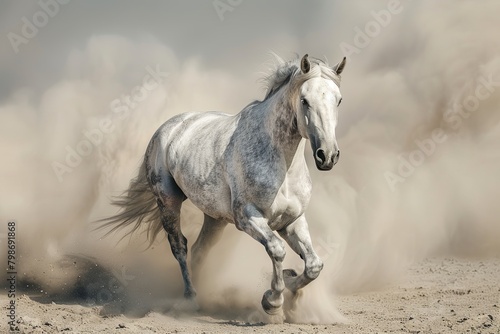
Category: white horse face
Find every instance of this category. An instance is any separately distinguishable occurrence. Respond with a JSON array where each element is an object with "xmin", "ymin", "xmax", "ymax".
[
  {"xmin": 297, "ymin": 78, "xmax": 341, "ymax": 170},
  {"xmin": 296, "ymin": 56, "xmax": 345, "ymax": 171}
]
